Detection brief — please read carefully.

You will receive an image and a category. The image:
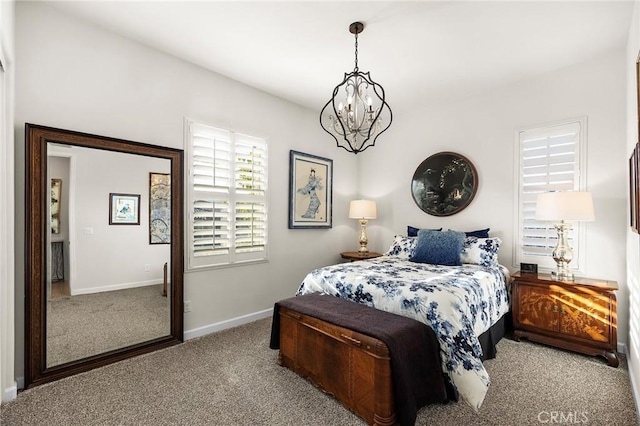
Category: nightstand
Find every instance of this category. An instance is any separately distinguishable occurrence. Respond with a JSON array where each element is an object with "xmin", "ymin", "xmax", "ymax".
[
  {"xmin": 511, "ymin": 271, "xmax": 619, "ymax": 367},
  {"xmin": 340, "ymin": 251, "xmax": 383, "ymax": 262}
]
